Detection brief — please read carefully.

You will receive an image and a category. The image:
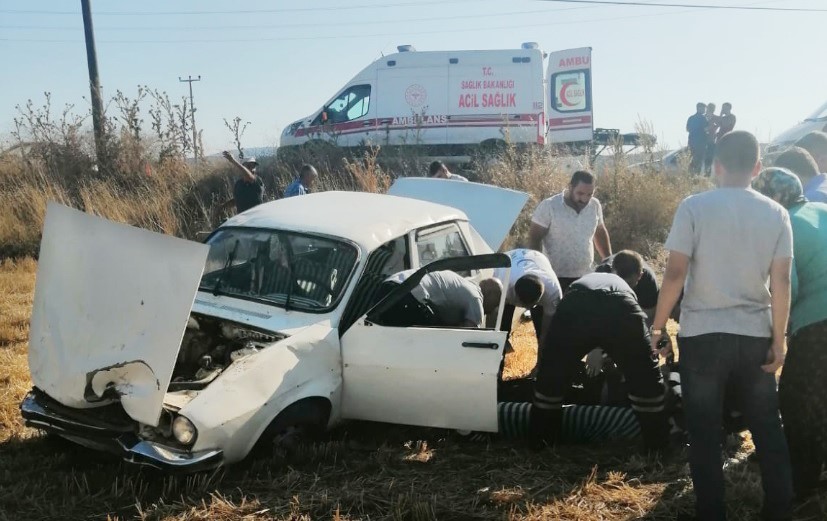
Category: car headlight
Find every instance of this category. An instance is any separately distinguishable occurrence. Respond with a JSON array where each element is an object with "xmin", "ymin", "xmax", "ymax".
[{"xmin": 172, "ymin": 415, "xmax": 197, "ymax": 445}]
